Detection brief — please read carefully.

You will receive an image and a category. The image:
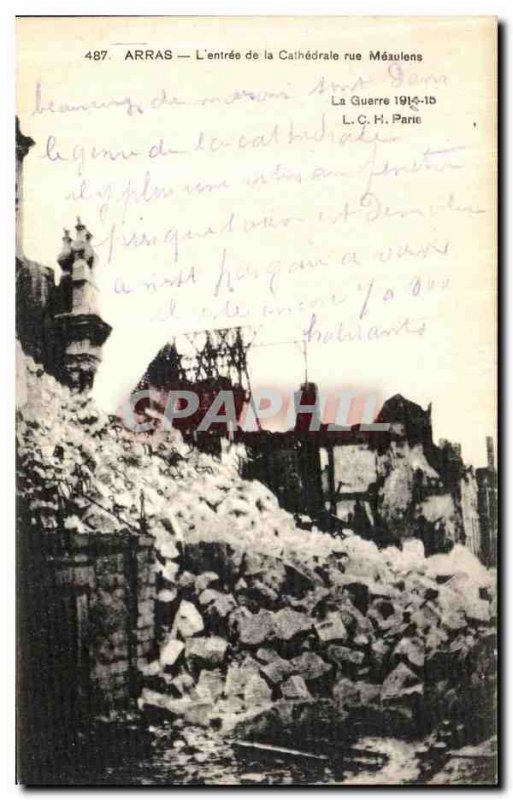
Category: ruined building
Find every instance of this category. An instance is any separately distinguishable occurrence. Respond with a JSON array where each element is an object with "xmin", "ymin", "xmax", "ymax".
[
  {"xmin": 16, "ymin": 120, "xmax": 152, "ymax": 778},
  {"xmin": 15, "ymin": 116, "xmax": 497, "ymax": 781},
  {"xmin": 15, "ymin": 112, "xmax": 495, "ymax": 567},
  {"xmin": 243, "ymin": 390, "xmax": 490, "ymax": 558},
  {"xmin": 16, "ymin": 119, "xmax": 111, "ymax": 393},
  {"xmin": 132, "ymin": 327, "xmax": 251, "ymax": 451},
  {"xmin": 134, "ymin": 331, "xmax": 496, "ymax": 562}
]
